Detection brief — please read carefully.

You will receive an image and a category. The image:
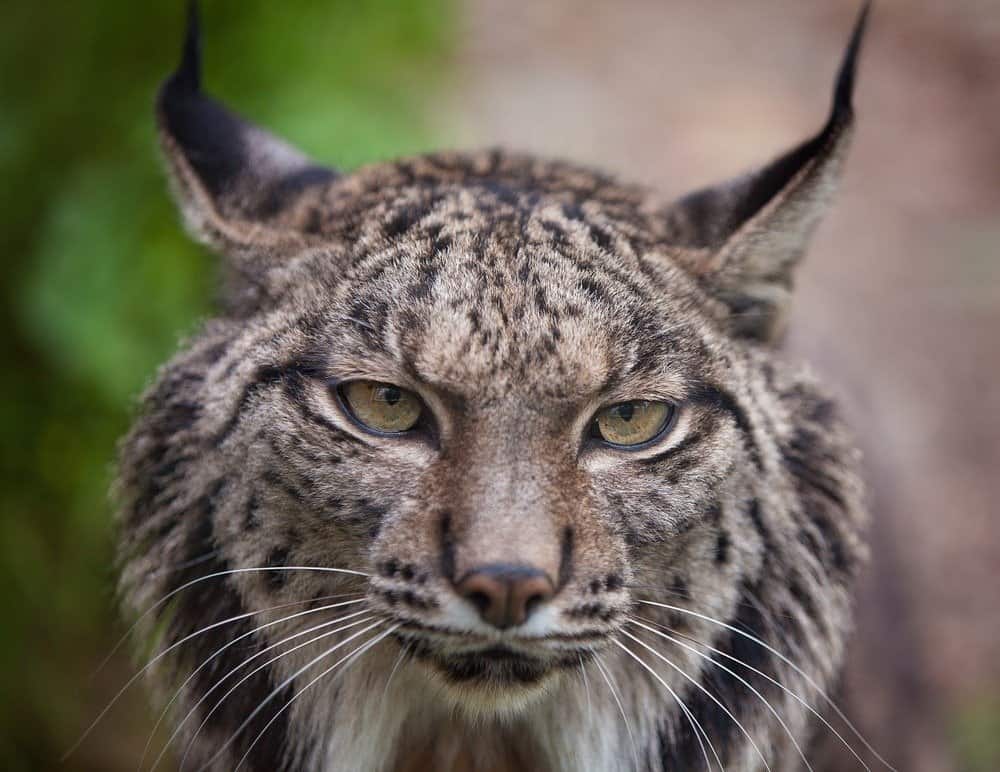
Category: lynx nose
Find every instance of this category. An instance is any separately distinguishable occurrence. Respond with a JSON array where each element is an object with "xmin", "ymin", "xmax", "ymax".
[{"xmin": 456, "ymin": 564, "xmax": 555, "ymax": 630}]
